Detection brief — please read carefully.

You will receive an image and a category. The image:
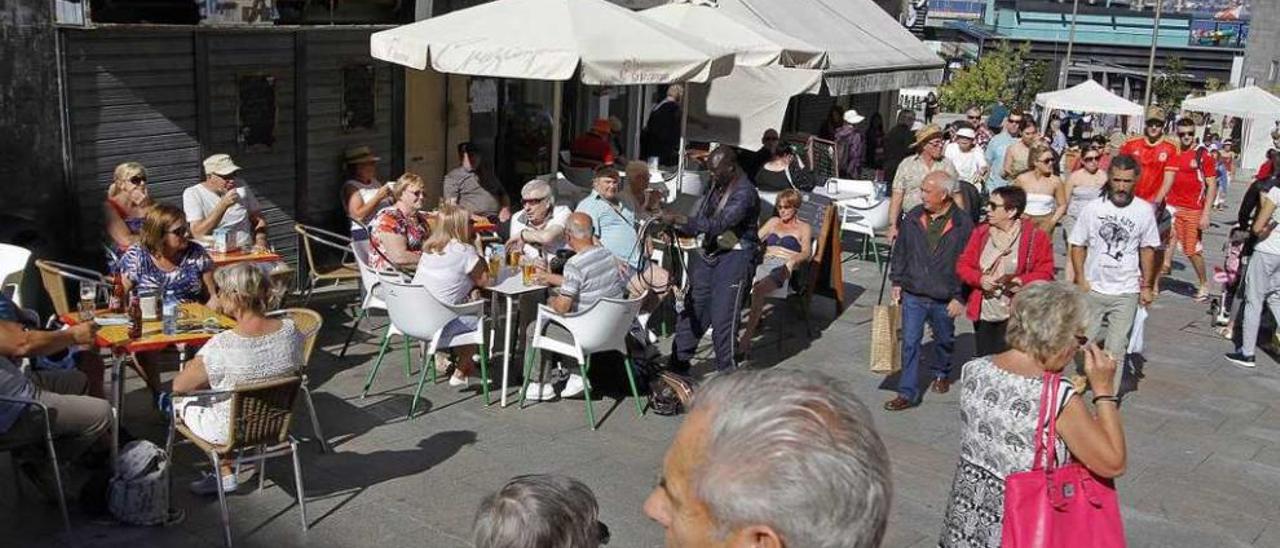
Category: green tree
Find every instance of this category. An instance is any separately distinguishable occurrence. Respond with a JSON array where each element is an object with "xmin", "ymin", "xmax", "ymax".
[
  {"xmin": 1204, "ymin": 77, "xmax": 1225, "ymax": 93},
  {"xmin": 938, "ymin": 41, "xmax": 1019, "ymax": 112},
  {"xmin": 1150, "ymin": 57, "xmax": 1190, "ymax": 110}
]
